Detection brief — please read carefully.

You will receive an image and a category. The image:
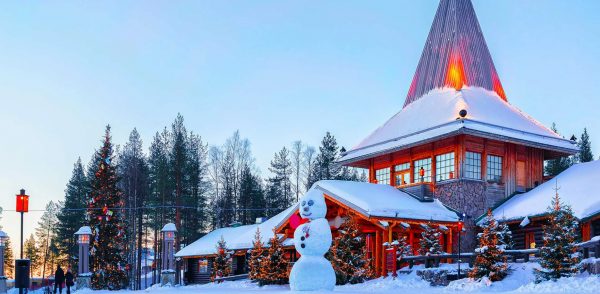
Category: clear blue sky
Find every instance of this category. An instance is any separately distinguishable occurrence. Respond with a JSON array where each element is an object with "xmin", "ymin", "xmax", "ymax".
[{"xmin": 0, "ymin": 1, "xmax": 598, "ymax": 254}]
